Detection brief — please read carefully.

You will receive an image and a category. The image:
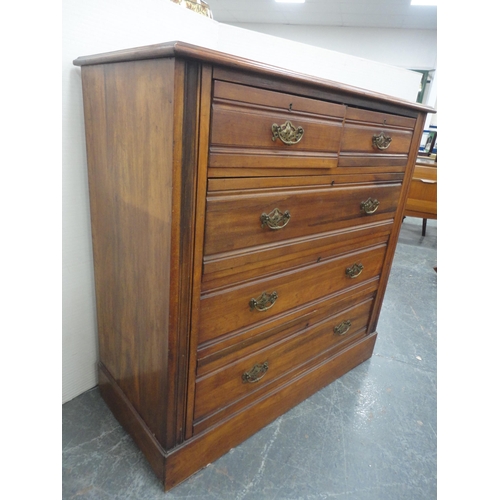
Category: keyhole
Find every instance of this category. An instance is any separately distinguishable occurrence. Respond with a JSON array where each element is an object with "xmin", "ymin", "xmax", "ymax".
[{"xmin": 289, "ymin": 103, "xmax": 293, "ymax": 111}]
